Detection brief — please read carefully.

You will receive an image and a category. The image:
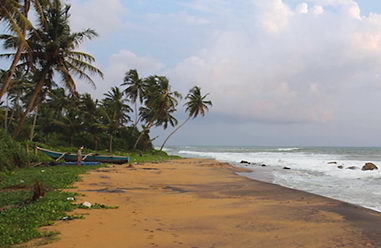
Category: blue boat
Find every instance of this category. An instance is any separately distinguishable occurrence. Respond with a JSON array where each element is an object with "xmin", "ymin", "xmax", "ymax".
[
  {"xmin": 37, "ymin": 147, "xmax": 129, "ymax": 164},
  {"xmin": 63, "ymin": 162, "xmax": 101, "ymax": 166}
]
